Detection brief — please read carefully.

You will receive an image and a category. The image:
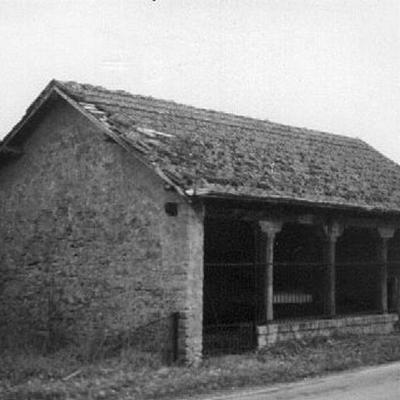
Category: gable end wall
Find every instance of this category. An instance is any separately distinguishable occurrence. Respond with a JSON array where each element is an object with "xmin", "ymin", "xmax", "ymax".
[{"xmin": 0, "ymin": 98, "xmax": 204, "ymax": 362}]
